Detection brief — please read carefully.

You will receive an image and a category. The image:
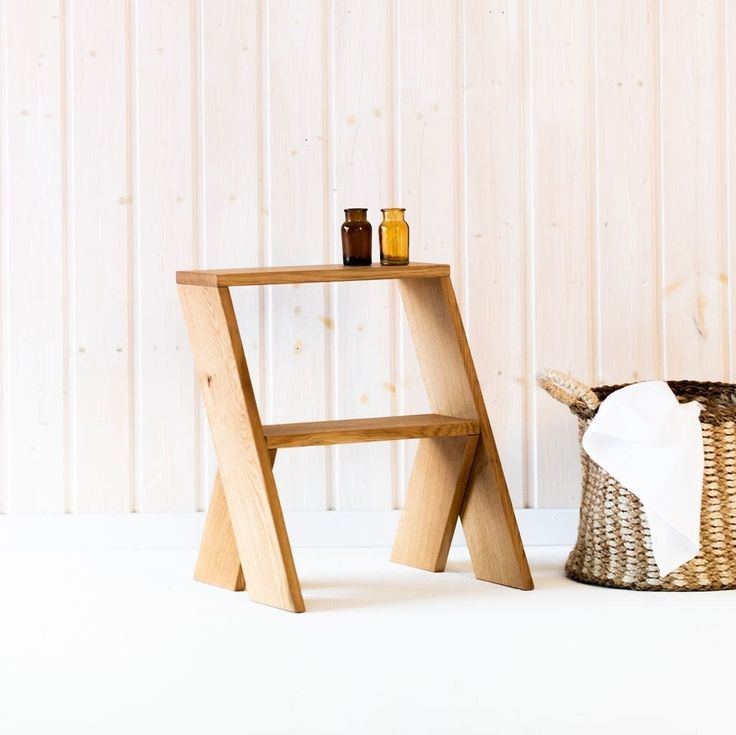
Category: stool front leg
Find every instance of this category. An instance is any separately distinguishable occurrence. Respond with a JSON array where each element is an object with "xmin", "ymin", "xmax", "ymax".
[{"xmin": 179, "ymin": 282, "xmax": 303, "ymax": 613}]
